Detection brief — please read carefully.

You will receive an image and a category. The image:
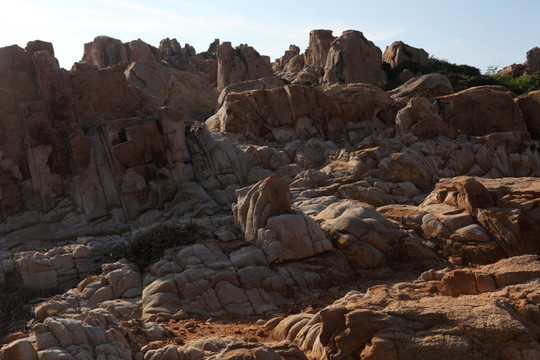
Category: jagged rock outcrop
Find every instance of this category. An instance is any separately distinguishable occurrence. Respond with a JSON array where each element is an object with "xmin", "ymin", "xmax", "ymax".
[
  {"xmin": 3, "ymin": 32, "xmax": 540, "ymax": 360},
  {"xmin": 124, "ymin": 61, "xmax": 217, "ymax": 122},
  {"xmin": 323, "ymin": 30, "xmax": 387, "ymax": 84},
  {"xmin": 498, "ymin": 46, "xmax": 540, "ymax": 77},
  {"xmin": 315, "ymin": 200, "xmax": 435, "ymax": 269},
  {"xmin": 419, "ymin": 176, "xmax": 540, "ymax": 263},
  {"xmin": 216, "ymin": 42, "xmax": 274, "ymax": 90},
  {"xmin": 126, "ymin": 38, "xmax": 158, "ymax": 63},
  {"xmin": 273, "ymin": 45, "xmax": 300, "ymax": 71},
  {"xmin": 207, "ymin": 83, "xmax": 398, "ymax": 143},
  {"xmin": 273, "ymin": 255, "xmax": 540, "ymax": 360},
  {"xmin": 525, "ymin": 47, "xmax": 540, "ymax": 73},
  {"xmin": 233, "ymin": 175, "xmax": 291, "ymax": 243},
  {"xmin": 396, "ymin": 85, "xmax": 528, "ymax": 137},
  {"xmin": 304, "ymin": 30, "xmax": 335, "ymax": 69},
  {"xmin": 382, "ymin": 41, "xmax": 429, "ymax": 69},
  {"xmin": 82, "ymin": 35, "xmax": 130, "ymax": 68},
  {"xmin": 0, "ymin": 41, "xmax": 221, "ymax": 262}
]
